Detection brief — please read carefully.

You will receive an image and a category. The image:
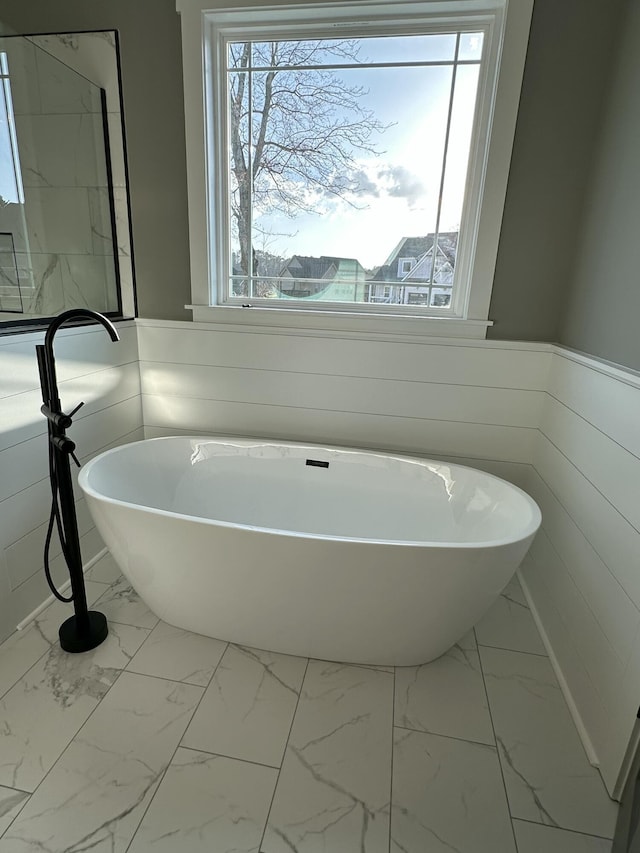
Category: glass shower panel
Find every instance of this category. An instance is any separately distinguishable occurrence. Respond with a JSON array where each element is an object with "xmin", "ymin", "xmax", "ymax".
[{"xmin": 0, "ymin": 35, "xmax": 119, "ymax": 321}]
